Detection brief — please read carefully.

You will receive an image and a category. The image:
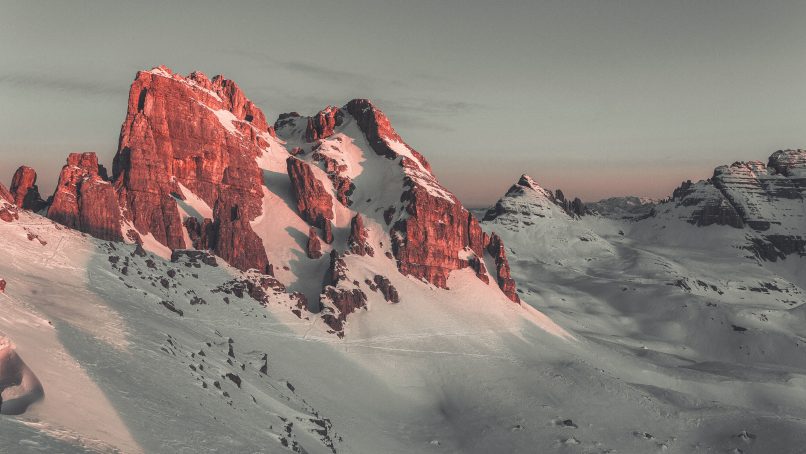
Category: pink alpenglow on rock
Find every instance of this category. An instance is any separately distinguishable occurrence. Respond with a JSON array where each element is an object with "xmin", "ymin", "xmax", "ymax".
[
  {"xmin": 0, "ymin": 183, "xmax": 17, "ymax": 223},
  {"xmin": 10, "ymin": 166, "xmax": 45, "ymax": 211},
  {"xmin": 113, "ymin": 66, "xmax": 271, "ymax": 273},
  {"xmin": 286, "ymin": 156, "xmax": 334, "ymax": 243},
  {"xmin": 486, "ymin": 233, "xmax": 520, "ymax": 303},
  {"xmin": 348, "ymin": 214, "xmax": 374, "ymax": 257},
  {"xmin": 47, "ymin": 152, "xmax": 122, "ymax": 242}
]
